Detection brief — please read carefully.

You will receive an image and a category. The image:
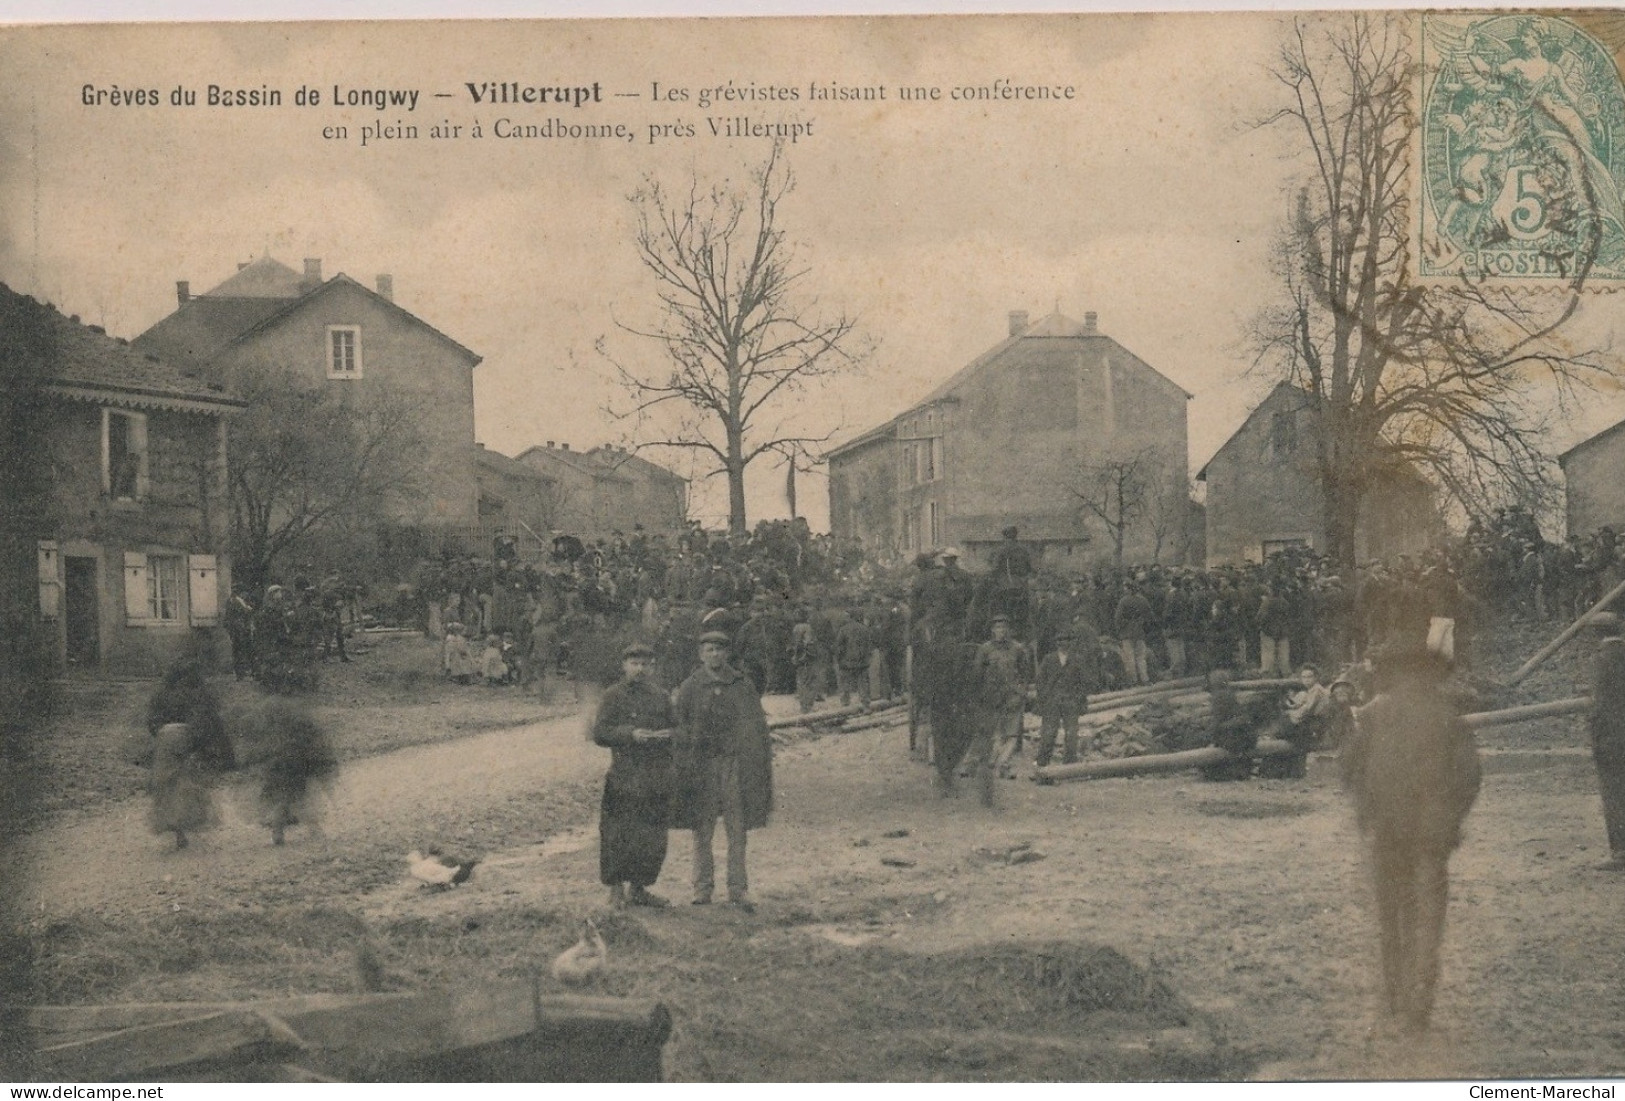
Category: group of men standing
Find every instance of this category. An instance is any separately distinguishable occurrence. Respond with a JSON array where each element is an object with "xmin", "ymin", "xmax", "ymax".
[{"xmin": 591, "ymin": 632, "xmax": 774, "ymax": 912}]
